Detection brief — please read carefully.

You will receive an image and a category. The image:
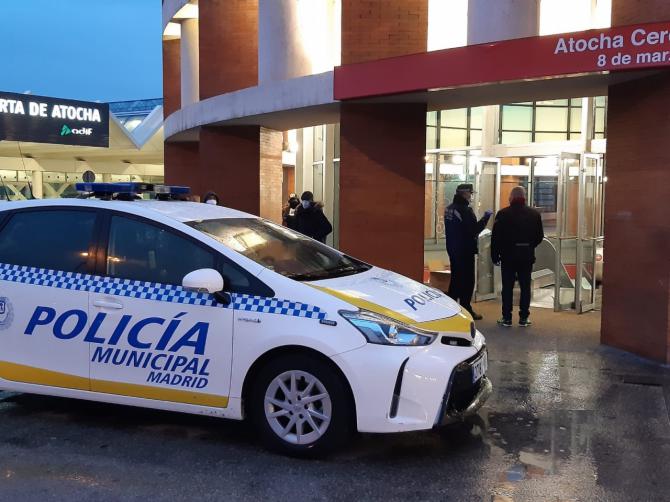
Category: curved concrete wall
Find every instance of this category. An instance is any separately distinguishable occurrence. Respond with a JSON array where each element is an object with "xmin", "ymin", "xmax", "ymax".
[{"xmin": 162, "ymin": 0, "xmax": 191, "ymax": 29}]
